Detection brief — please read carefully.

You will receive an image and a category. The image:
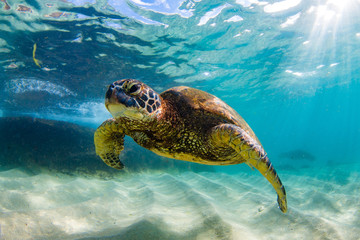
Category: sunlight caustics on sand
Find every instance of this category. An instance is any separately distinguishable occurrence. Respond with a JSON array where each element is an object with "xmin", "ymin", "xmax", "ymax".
[{"xmin": 0, "ymin": 165, "xmax": 359, "ymax": 240}]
